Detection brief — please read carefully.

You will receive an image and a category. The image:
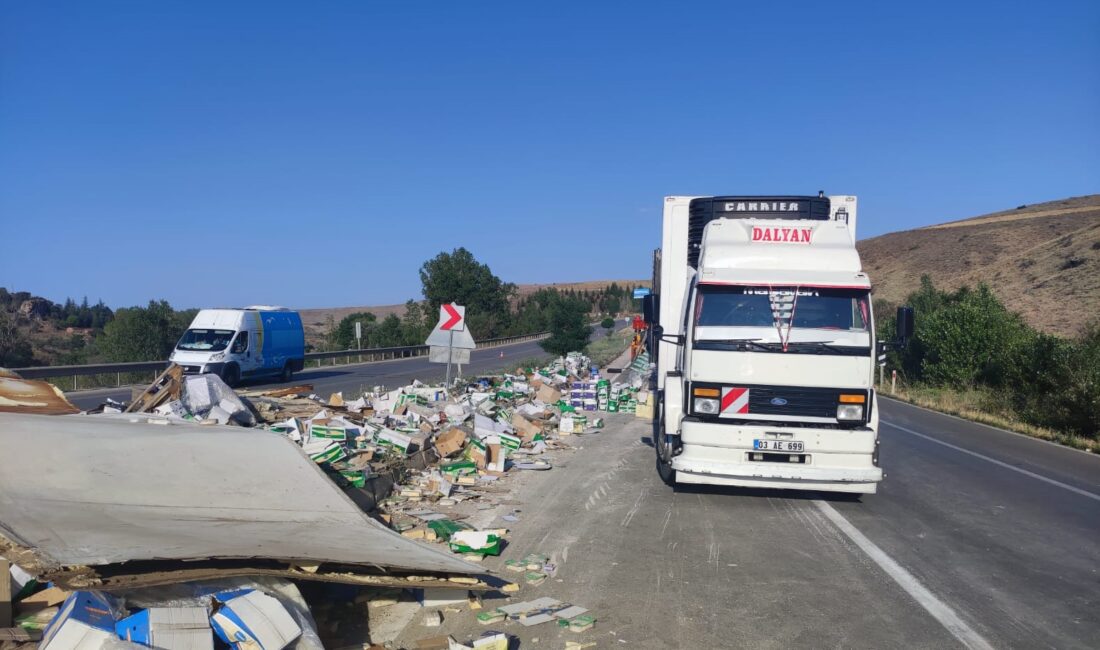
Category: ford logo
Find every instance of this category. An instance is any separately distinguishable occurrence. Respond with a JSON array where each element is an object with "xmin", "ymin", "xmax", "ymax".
[{"xmin": 770, "ymin": 397, "xmax": 789, "ymax": 406}]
